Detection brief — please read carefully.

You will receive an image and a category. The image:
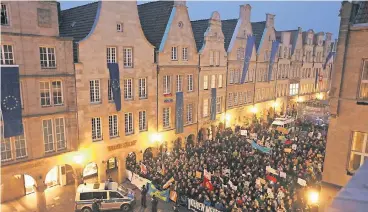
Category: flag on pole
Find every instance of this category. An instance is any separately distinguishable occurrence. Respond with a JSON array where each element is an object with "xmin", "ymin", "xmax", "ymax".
[
  {"xmin": 210, "ymin": 88, "xmax": 217, "ymax": 120},
  {"xmin": 240, "ymin": 35, "xmax": 255, "ymax": 84},
  {"xmin": 140, "ymin": 163, "xmax": 147, "ymax": 175},
  {"xmin": 107, "ymin": 63, "xmax": 122, "ymax": 111},
  {"xmin": 266, "ymin": 175, "xmax": 277, "ymax": 183},
  {"xmin": 204, "ymin": 169, "xmax": 211, "ymax": 181},
  {"xmin": 203, "ymin": 175, "xmax": 214, "ymax": 191},
  {"xmin": 175, "ymin": 92, "xmax": 184, "ymax": 134},
  {"xmin": 268, "ymin": 40, "xmax": 280, "ymax": 81},
  {"xmin": 163, "ymin": 177, "xmax": 175, "ymax": 189}
]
